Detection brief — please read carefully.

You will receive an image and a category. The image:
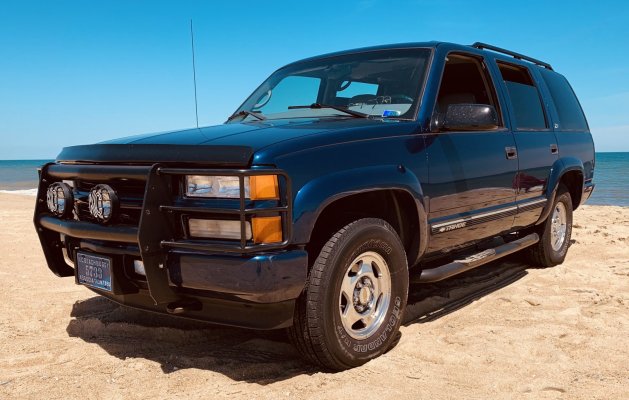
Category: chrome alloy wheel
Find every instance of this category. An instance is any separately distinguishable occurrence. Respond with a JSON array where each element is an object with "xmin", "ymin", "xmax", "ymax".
[
  {"xmin": 339, "ymin": 251, "xmax": 391, "ymax": 340},
  {"xmin": 550, "ymin": 202, "xmax": 568, "ymax": 251}
]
